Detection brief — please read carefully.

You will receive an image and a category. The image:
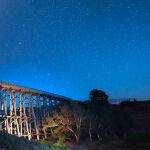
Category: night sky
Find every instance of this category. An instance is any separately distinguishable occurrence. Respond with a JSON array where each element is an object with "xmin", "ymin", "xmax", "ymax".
[{"xmin": 0, "ymin": 0, "xmax": 150, "ymax": 100}]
